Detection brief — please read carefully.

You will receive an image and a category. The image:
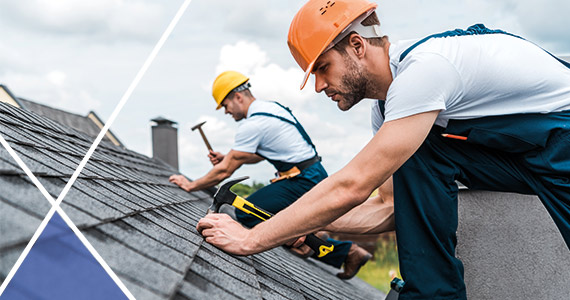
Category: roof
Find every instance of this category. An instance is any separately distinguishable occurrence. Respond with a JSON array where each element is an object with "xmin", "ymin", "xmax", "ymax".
[
  {"xmin": 0, "ymin": 84, "xmax": 123, "ymax": 147},
  {"xmin": 0, "ymin": 101, "xmax": 384, "ymax": 299}
]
